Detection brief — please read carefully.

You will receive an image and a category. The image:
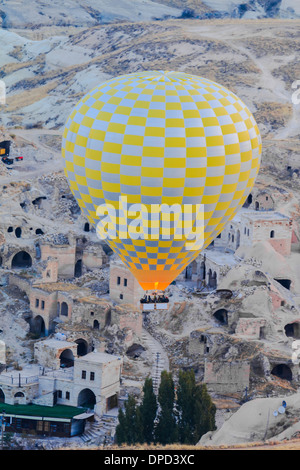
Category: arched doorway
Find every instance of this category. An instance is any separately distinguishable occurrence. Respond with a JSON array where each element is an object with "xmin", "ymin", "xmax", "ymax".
[
  {"xmin": 236, "ymin": 230, "xmax": 240, "ymax": 249},
  {"xmin": 284, "ymin": 322, "xmax": 300, "ymax": 339},
  {"xmin": 59, "ymin": 349, "xmax": 74, "ymax": 368},
  {"xmin": 14, "ymin": 392, "xmax": 25, "ymax": 405},
  {"xmin": 60, "ymin": 302, "xmax": 69, "ymax": 317},
  {"xmin": 0, "ymin": 389, "xmax": 5, "ymax": 403},
  {"xmin": 200, "ymin": 261, "xmax": 206, "ymax": 281},
  {"xmin": 74, "ymin": 259, "xmax": 82, "ymax": 278},
  {"xmin": 213, "ymin": 308, "xmax": 228, "ymax": 325},
  {"xmin": 77, "ymin": 388, "xmax": 96, "ymax": 408},
  {"xmin": 271, "ymin": 364, "xmax": 292, "ymax": 381},
  {"xmin": 208, "ymin": 269, "xmax": 212, "ymax": 288},
  {"xmin": 211, "ymin": 271, "xmax": 217, "ymax": 289},
  {"xmin": 185, "ymin": 263, "xmax": 193, "ymax": 280},
  {"xmin": 11, "ymin": 251, "xmax": 32, "ymax": 269},
  {"xmin": 93, "ymin": 320, "xmax": 100, "ymax": 330},
  {"xmin": 75, "ymin": 339, "xmax": 88, "ymax": 356},
  {"xmin": 31, "ymin": 315, "xmax": 46, "ymax": 337},
  {"xmin": 84, "ymin": 223, "xmax": 90, "ymax": 232}
]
